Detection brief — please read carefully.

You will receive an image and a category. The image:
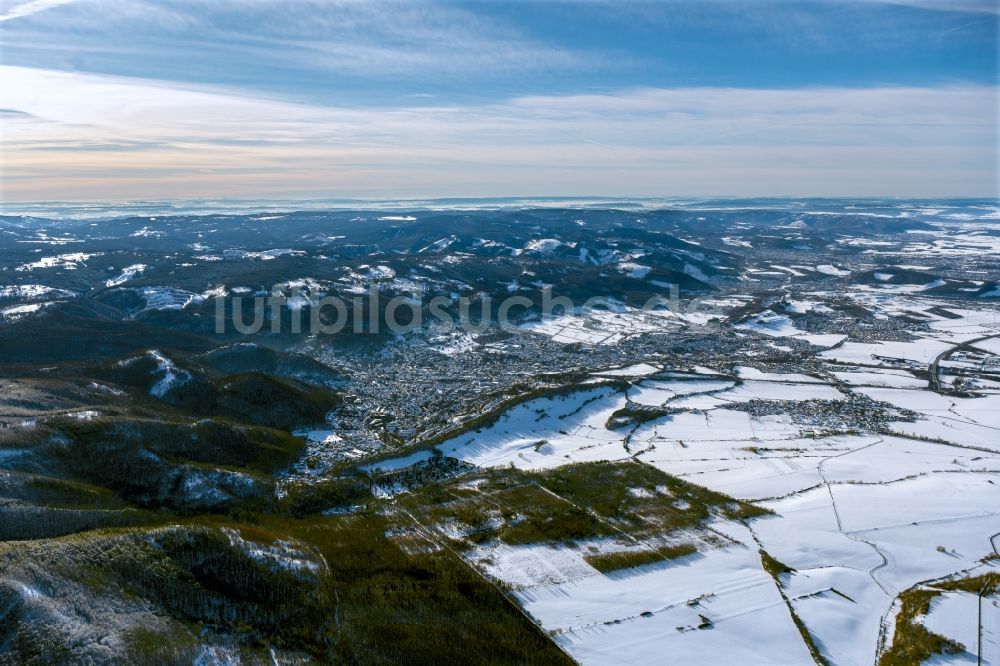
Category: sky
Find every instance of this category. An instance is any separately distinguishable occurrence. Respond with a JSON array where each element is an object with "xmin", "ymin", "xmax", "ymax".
[{"xmin": 0, "ymin": 0, "xmax": 997, "ymax": 202}]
